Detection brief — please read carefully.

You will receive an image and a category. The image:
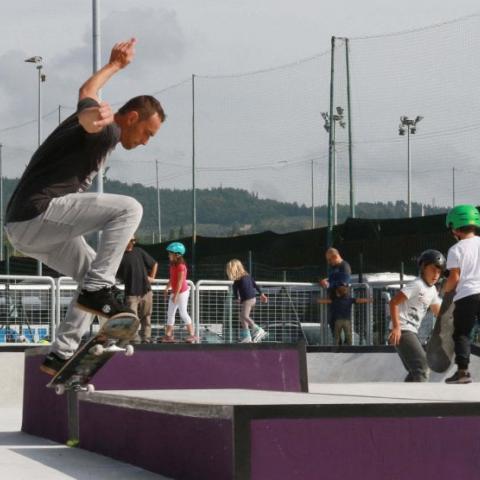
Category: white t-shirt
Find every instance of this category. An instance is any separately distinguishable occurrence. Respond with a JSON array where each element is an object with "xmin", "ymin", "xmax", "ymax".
[
  {"xmin": 394, "ymin": 278, "xmax": 441, "ymax": 333},
  {"xmin": 447, "ymin": 236, "xmax": 480, "ymax": 302}
]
